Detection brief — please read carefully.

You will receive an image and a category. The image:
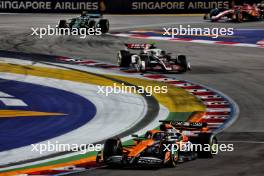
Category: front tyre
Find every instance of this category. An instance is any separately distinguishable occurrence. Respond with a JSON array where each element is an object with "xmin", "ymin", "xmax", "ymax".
[
  {"xmin": 103, "ymin": 138, "xmax": 123, "ymax": 163},
  {"xmin": 160, "ymin": 141, "xmax": 179, "ymax": 167},
  {"xmin": 203, "ymin": 13, "xmax": 209, "ymax": 20},
  {"xmin": 135, "ymin": 57, "xmax": 146, "ymax": 73},
  {"xmin": 167, "ymin": 150, "xmax": 179, "ymax": 167},
  {"xmin": 58, "ymin": 20, "xmax": 68, "ymax": 28}
]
